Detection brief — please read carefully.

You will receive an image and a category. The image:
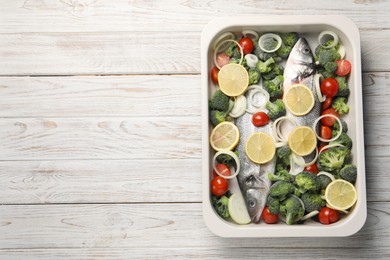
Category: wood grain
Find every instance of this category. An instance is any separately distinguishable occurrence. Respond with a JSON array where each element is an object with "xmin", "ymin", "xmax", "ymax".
[{"xmin": 0, "ymin": 203, "xmax": 388, "ymax": 249}]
